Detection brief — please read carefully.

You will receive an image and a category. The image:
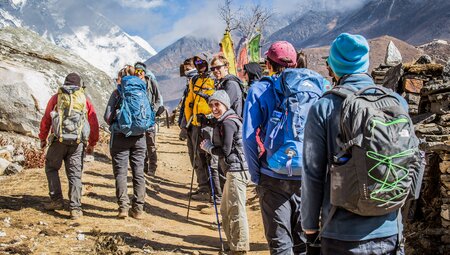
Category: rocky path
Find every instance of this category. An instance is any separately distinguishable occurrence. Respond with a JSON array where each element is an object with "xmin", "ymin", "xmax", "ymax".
[{"xmin": 0, "ymin": 127, "xmax": 268, "ymax": 254}]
